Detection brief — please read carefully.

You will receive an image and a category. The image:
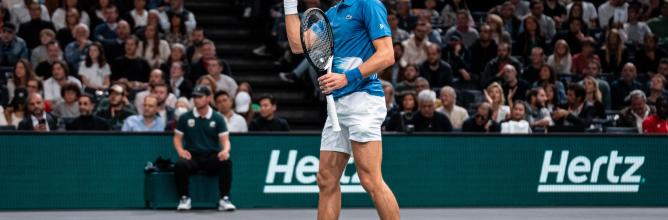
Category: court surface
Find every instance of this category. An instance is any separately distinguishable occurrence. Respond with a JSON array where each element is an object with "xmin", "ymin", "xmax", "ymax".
[{"xmin": 1, "ymin": 208, "xmax": 668, "ymax": 220}]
